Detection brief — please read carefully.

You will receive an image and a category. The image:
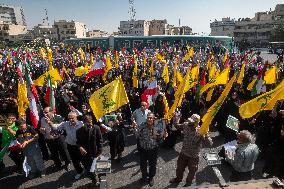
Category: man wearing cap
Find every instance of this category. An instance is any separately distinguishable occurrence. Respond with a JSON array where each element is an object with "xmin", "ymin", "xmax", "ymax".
[{"xmin": 170, "ymin": 113, "xmax": 213, "ymax": 187}]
